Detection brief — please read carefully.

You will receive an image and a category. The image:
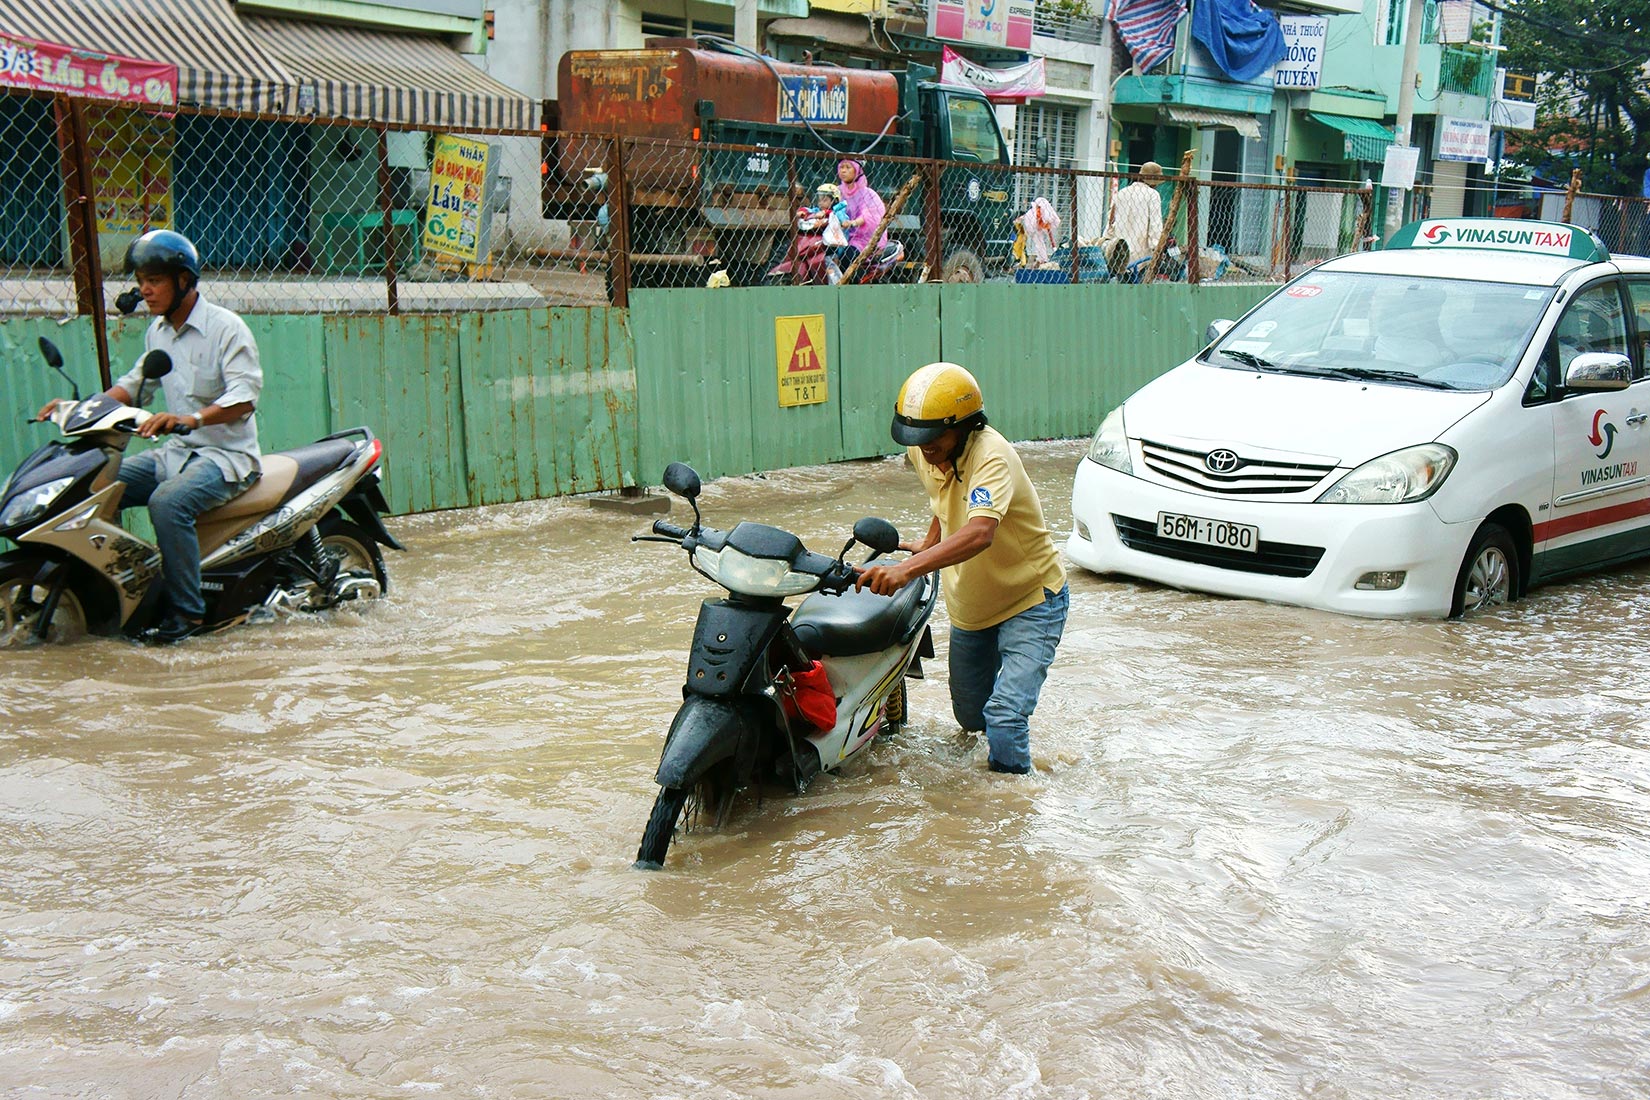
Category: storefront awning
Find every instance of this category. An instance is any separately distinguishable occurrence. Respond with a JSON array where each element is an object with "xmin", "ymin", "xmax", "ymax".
[
  {"xmin": 243, "ymin": 16, "xmax": 536, "ymax": 131},
  {"xmin": 0, "ymin": 0, "xmax": 295, "ymax": 112},
  {"xmin": 1162, "ymin": 105, "xmax": 1261, "ymax": 141},
  {"xmin": 1307, "ymin": 111, "xmax": 1395, "ymax": 163}
]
